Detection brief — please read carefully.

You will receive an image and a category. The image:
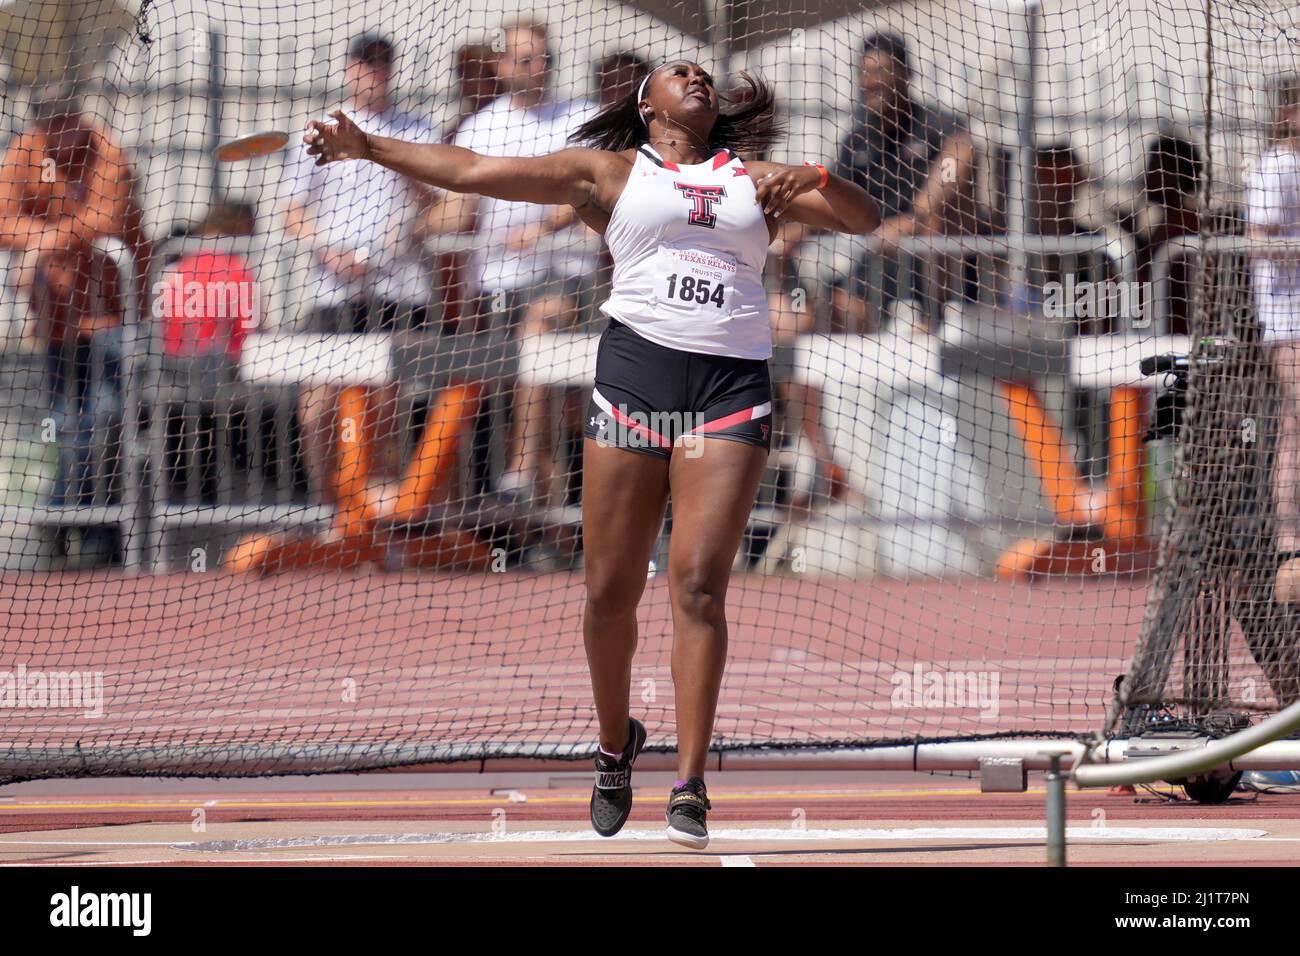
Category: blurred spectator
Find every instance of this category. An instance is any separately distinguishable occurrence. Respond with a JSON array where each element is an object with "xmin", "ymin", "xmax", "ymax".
[
  {"xmin": 1115, "ymin": 132, "xmax": 1203, "ymax": 335},
  {"xmin": 768, "ymin": 291, "xmax": 848, "ymax": 510},
  {"xmin": 494, "ymin": 51, "xmax": 650, "ymax": 509},
  {"xmin": 1028, "ymin": 142, "xmax": 1117, "ymax": 481},
  {"xmin": 1247, "ymin": 75, "xmax": 1300, "ymax": 553},
  {"xmin": 158, "ymin": 201, "xmax": 258, "ymax": 360},
  {"xmin": 155, "ymin": 201, "xmax": 260, "ymax": 504},
  {"xmin": 827, "ymin": 32, "xmax": 982, "ymax": 332},
  {"xmin": 450, "ymin": 17, "xmax": 598, "ymax": 331},
  {"xmin": 506, "ymin": 292, "xmax": 586, "ymax": 509},
  {"xmin": 769, "ymin": 34, "xmax": 983, "ymax": 500},
  {"xmin": 594, "ymin": 51, "xmax": 648, "ymax": 109},
  {"xmin": 281, "ymin": 33, "xmax": 440, "ymax": 506},
  {"xmin": 437, "ymin": 43, "xmax": 502, "ymax": 327},
  {"xmin": 450, "ymin": 17, "xmax": 598, "ymax": 501},
  {"xmin": 441, "ymin": 43, "xmax": 502, "ymax": 143},
  {"xmin": 0, "ymin": 81, "xmax": 147, "ymax": 566},
  {"xmin": 1030, "ymin": 141, "xmax": 1117, "ymax": 334}
]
